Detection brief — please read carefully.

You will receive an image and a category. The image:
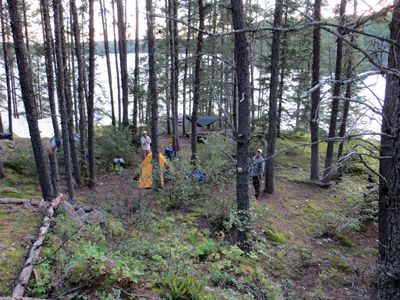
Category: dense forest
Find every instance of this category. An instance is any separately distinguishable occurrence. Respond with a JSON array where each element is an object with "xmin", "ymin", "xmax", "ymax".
[{"xmin": 0, "ymin": 0, "xmax": 399, "ymax": 299}]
